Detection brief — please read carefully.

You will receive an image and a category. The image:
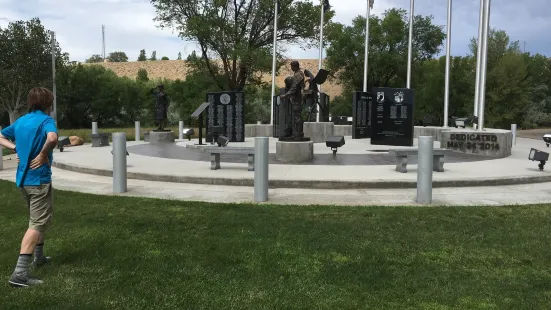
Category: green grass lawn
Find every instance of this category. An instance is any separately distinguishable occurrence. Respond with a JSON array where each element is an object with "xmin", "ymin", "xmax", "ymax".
[{"xmin": 1, "ymin": 180, "xmax": 551, "ymax": 309}]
